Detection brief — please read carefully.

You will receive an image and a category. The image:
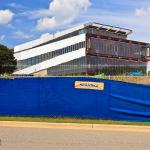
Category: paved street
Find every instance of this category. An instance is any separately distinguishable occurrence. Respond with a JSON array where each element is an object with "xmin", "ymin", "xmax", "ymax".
[{"xmin": 0, "ymin": 126, "xmax": 150, "ymax": 150}]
